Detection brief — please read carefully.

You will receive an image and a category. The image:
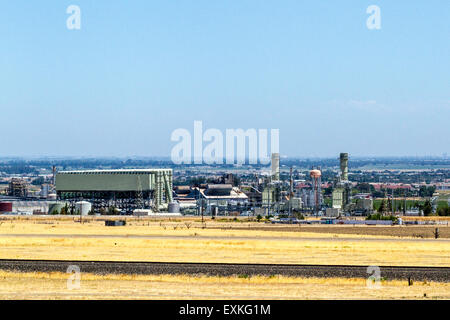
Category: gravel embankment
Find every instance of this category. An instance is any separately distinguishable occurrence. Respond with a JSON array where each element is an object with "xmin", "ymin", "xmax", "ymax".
[{"xmin": 0, "ymin": 259, "xmax": 448, "ymax": 282}]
